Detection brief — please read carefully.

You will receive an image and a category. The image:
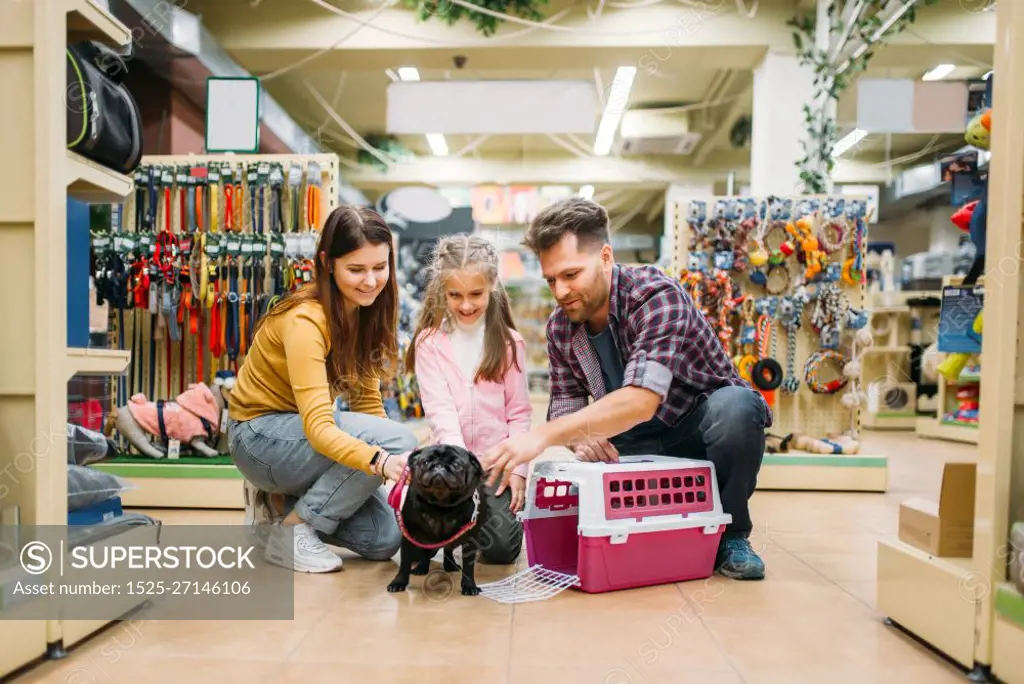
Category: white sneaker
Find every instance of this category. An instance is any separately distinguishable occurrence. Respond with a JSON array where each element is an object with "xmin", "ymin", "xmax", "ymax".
[
  {"xmin": 243, "ymin": 480, "xmax": 277, "ymax": 548},
  {"xmin": 264, "ymin": 522, "xmax": 343, "ymax": 573}
]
